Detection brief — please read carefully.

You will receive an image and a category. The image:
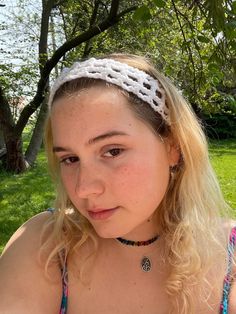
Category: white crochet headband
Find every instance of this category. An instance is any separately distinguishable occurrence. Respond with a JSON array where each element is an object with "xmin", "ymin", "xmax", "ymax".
[{"xmin": 49, "ymin": 58, "xmax": 170, "ymax": 124}]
